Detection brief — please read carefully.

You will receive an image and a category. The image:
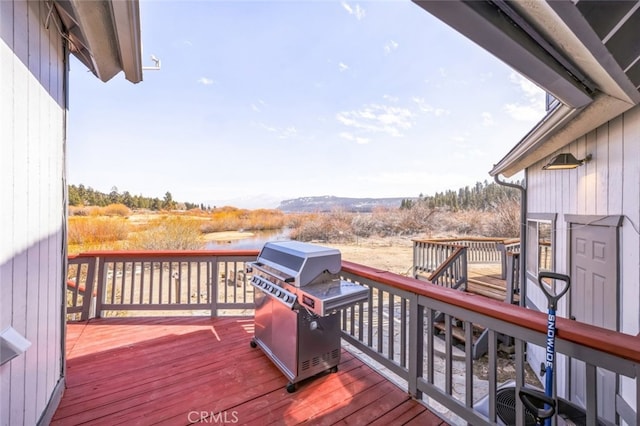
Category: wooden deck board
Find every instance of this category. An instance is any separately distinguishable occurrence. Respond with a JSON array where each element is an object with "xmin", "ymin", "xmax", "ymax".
[
  {"xmin": 467, "ymin": 263, "xmax": 519, "ymax": 303},
  {"xmin": 53, "ymin": 317, "xmax": 448, "ymax": 425}
]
